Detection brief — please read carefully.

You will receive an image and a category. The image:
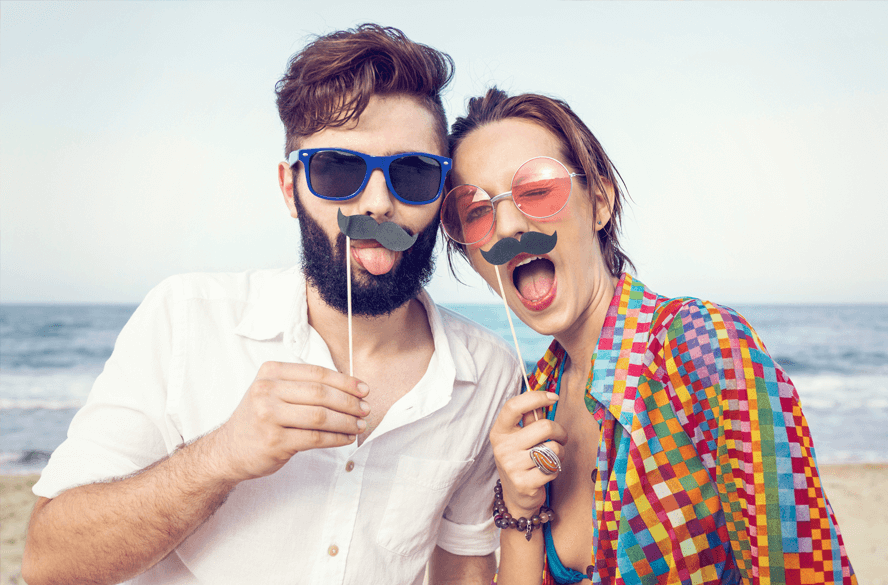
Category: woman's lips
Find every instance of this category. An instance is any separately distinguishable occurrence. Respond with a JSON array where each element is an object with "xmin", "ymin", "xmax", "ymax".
[{"xmin": 507, "ymin": 253, "xmax": 557, "ymax": 312}]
